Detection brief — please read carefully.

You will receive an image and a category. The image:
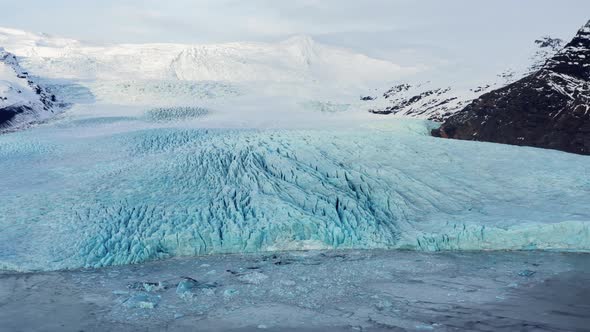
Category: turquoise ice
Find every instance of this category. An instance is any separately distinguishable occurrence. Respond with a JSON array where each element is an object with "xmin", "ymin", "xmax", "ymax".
[{"xmin": 0, "ymin": 118, "xmax": 589, "ymax": 271}]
